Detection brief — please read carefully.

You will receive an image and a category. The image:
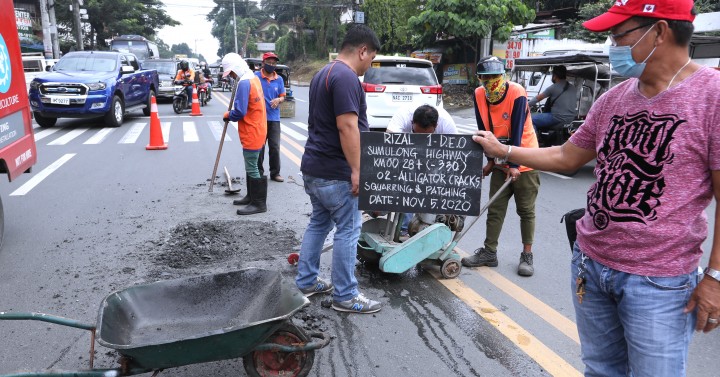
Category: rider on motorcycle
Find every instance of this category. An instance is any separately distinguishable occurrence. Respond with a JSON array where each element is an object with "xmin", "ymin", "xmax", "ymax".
[
  {"xmin": 199, "ymin": 61, "xmax": 213, "ymax": 100},
  {"xmin": 174, "ymin": 60, "xmax": 195, "ymax": 107}
]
